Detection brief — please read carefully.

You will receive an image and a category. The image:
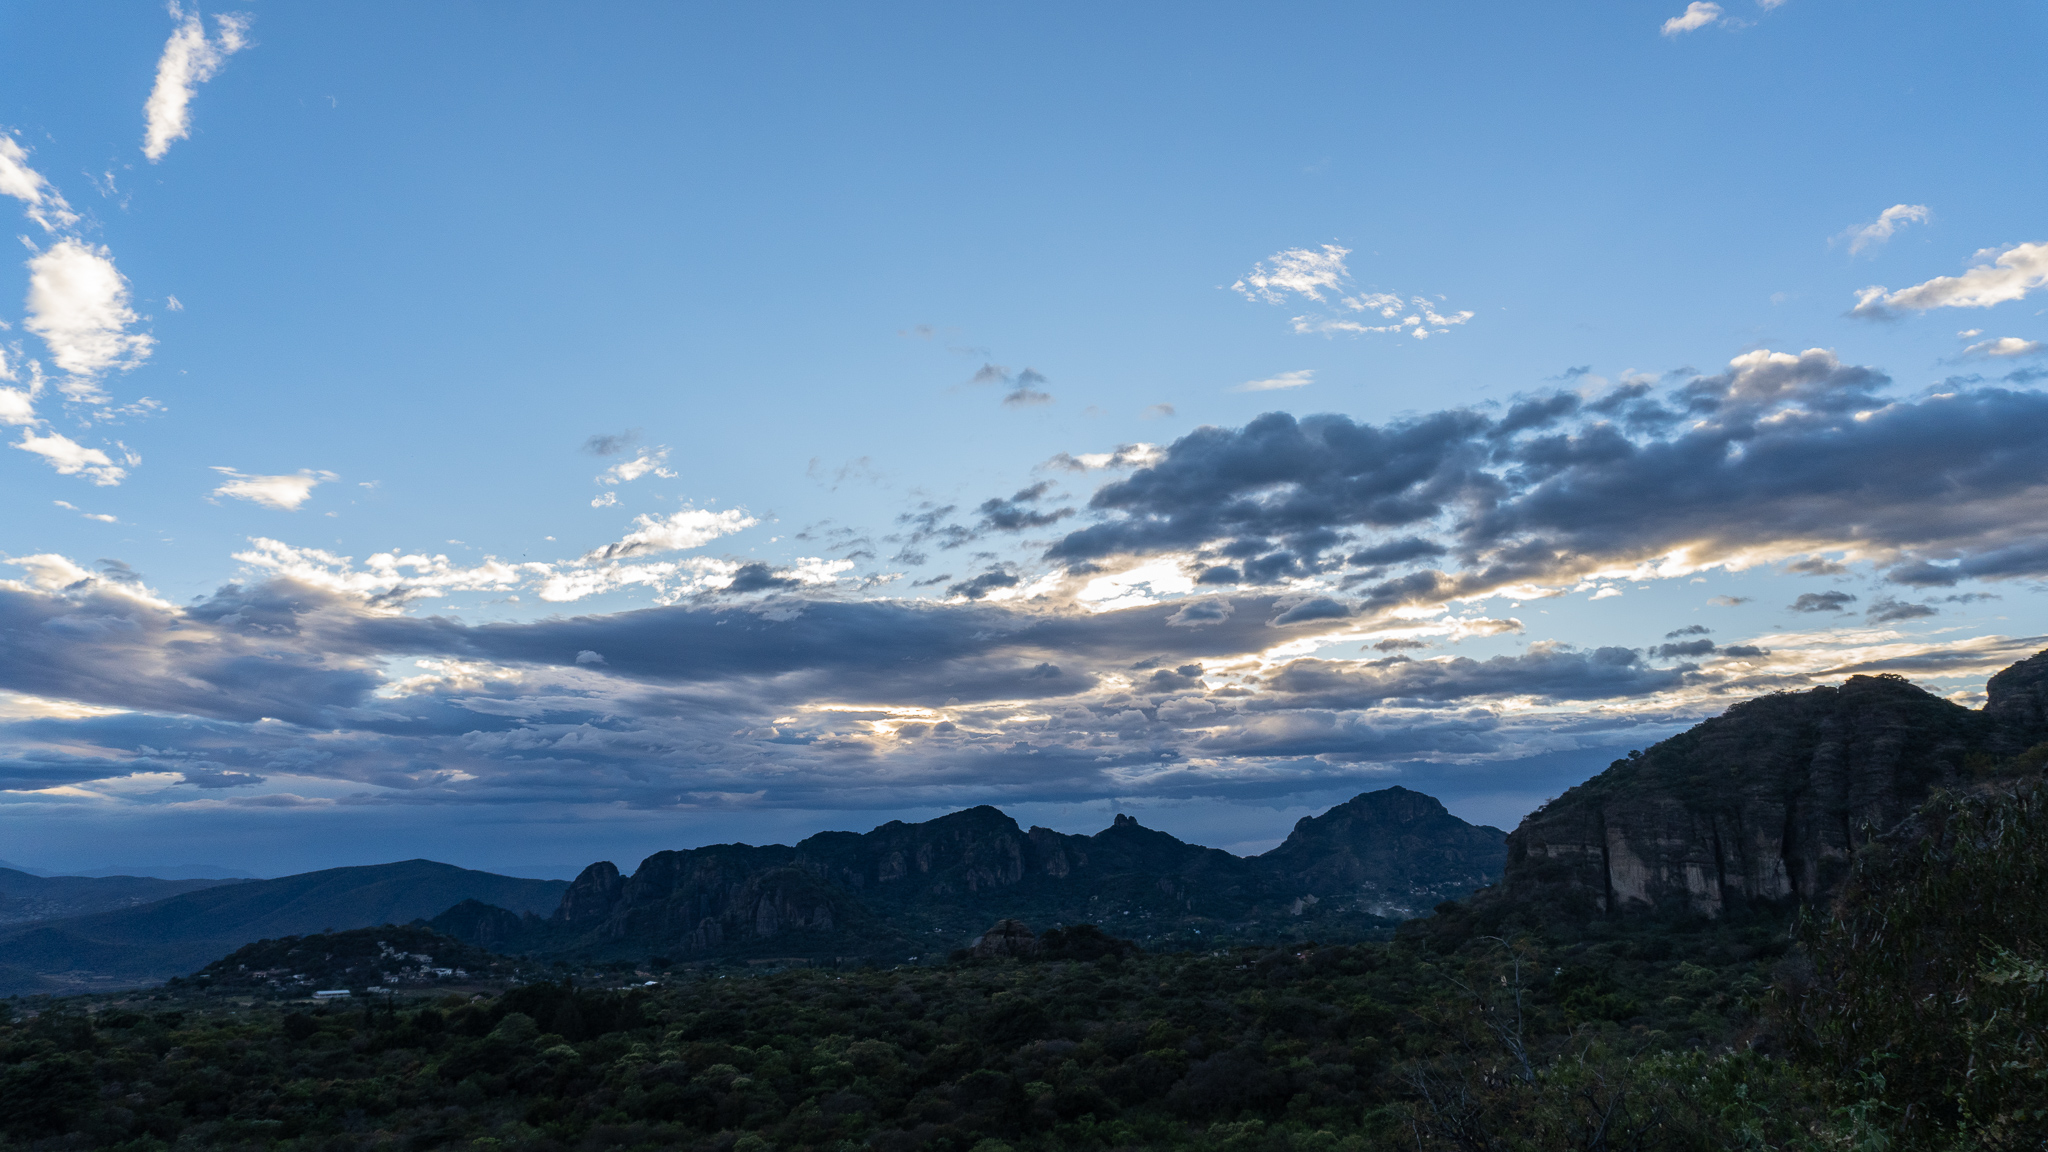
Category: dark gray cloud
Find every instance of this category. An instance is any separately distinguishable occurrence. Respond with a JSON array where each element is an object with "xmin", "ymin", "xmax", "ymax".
[
  {"xmin": 1665, "ymin": 624, "xmax": 1711, "ymax": 638},
  {"xmin": 976, "ymin": 482, "xmax": 1073, "ymax": 532},
  {"xmin": 1030, "ymin": 356, "xmax": 2048, "ymax": 603},
  {"xmin": 1867, "ymin": 597, "xmax": 1938, "ymax": 623},
  {"xmin": 1, "ymin": 561, "xmax": 2034, "ymax": 824},
  {"xmin": 1259, "ymin": 646, "xmax": 1693, "ymax": 710},
  {"xmin": 1790, "ymin": 591, "xmax": 1857, "ymax": 613},
  {"xmin": 1654, "ymin": 638, "xmax": 1716, "ymax": 658},
  {"xmin": 582, "ymin": 430, "xmax": 638, "ymax": 455}
]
